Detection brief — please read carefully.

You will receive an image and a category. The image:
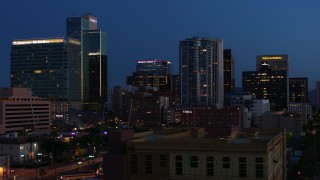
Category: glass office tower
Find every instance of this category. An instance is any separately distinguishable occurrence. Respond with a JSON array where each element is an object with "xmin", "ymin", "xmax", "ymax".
[
  {"xmin": 82, "ymin": 30, "xmax": 108, "ymax": 111},
  {"xmin": 11, "ymin": 38, "xmax": 81, "ymax": 124},
  {"xmin": 66, "ymin": 14, "xmax": 97, "ymax": 41},
  {"xmin": 179, "ymin": 37, "xmax": 224, "ymax": 108},
  {"xmin": 11, "ymin": 38, "xmax": 81, "ymax": 101},
  {"xmin": 66, "ymin": 14, "xmax": 108, "ymax": 112},
  {"xmin": 223, "ymin": 49, "xmax": 235, "ymax": 94}
]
